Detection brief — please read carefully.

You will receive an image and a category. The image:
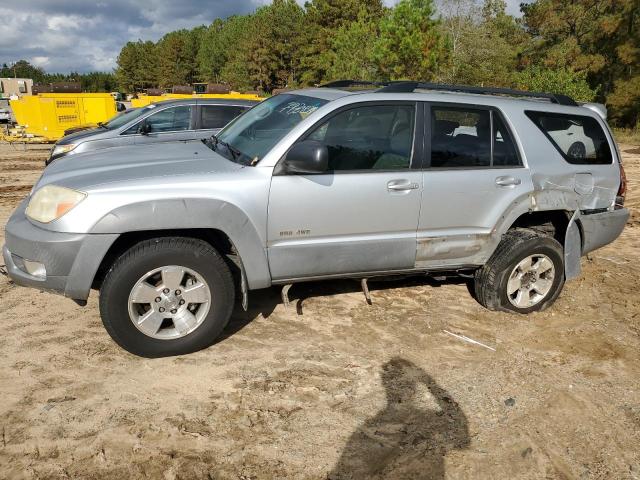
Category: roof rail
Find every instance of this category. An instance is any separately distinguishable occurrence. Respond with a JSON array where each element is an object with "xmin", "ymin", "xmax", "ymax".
[
  {"xmin": 377, "ymin": 81, "xmax": 578, "ymax": 106},
  {"xmin": 319, "ymin": 80, "xmax": 387, "ymax": 89}
]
